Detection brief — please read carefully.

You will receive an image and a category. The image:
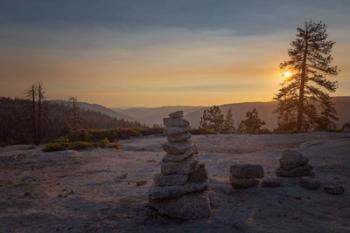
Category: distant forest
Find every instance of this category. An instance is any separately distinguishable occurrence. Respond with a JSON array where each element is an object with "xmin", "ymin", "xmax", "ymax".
[{"xmin": 0, "ymin": 97, "xmax": 143, "ymax": 145}]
